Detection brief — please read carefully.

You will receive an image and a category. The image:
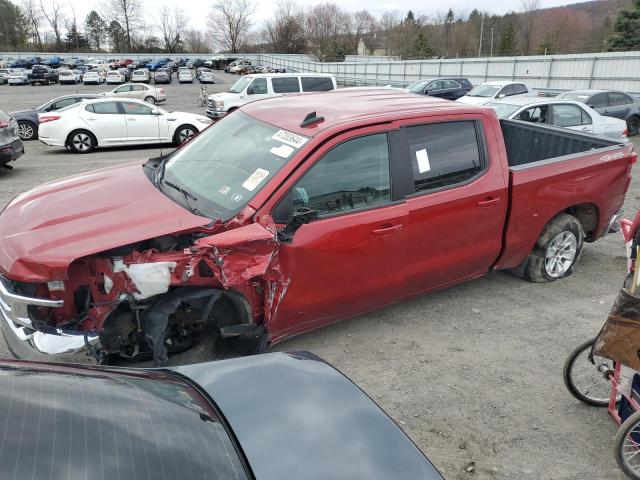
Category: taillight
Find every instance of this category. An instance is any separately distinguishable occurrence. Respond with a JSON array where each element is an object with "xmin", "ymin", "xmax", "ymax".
[
  {"xmin": 631, "ymin": 152, "xmax": 638, "ymax": 165},
  {"xmin": 0, "ymin": 120, "xmax": 9, "ymax": 128},
  {"xmin": 159, "ymin": 88, "xmax": 165, "ymax": 94},
  {"xmin": 40, "ymin": 115, "xmax": 61, "ymax": 124},
  {"xmin": 624, "ymin": 129, "xmax": 629, "ymax": 137}
]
